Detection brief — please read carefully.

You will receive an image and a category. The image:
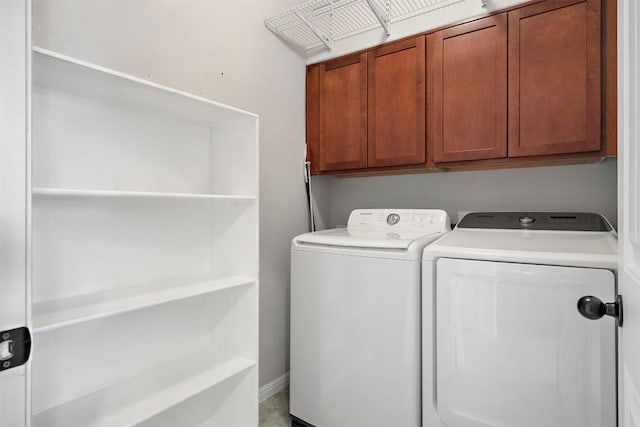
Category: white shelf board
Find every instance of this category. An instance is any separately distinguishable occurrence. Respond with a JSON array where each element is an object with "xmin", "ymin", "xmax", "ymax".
[
  {"xmin": 33, "ymin": 346, "xmax": 256, "ymax": 427},
  {"xmin": 264, "ymin": 0, "xmax": 465, "ymax": 51},
  {"xmin": 34, "ymin": 276, "xmax": 255, "ymax": 333},
  {"xmin": 33, "ymin": 187, "xmax": 256, "ymax": 202},
  {"xmin": 33, "ymin": 47, "xmax": 258, "ymax": 125}
]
